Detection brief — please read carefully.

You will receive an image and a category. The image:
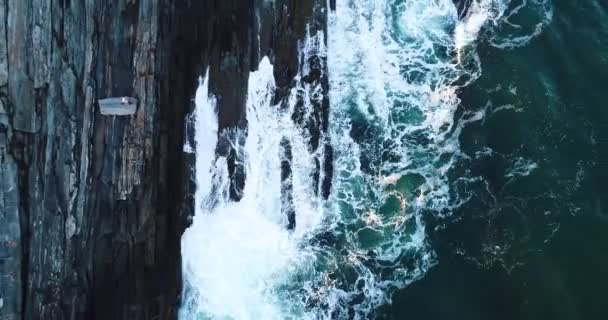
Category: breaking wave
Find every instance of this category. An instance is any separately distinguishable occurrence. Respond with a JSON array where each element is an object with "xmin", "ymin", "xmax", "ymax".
[{"xmin": 180, "ymin": 0, "xmax": 553, "ymax": 319}]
